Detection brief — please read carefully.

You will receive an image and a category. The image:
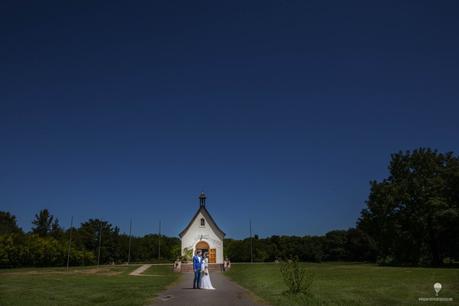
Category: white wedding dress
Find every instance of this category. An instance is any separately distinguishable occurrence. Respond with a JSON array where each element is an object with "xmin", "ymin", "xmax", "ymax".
[{"xmin": 200, "ymin": 258, "xmax": 215, "ymax": 290}]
